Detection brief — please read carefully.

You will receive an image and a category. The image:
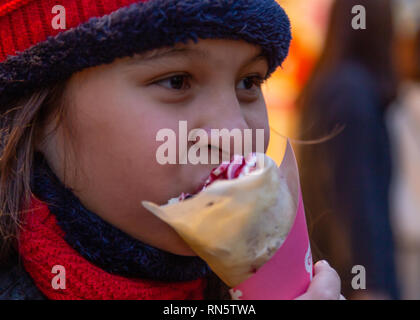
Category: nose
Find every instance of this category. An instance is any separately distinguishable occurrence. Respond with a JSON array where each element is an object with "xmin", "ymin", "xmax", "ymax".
[{"xmin": 194, "ymin": 90, "xmax": 261, "ymax": 161}]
